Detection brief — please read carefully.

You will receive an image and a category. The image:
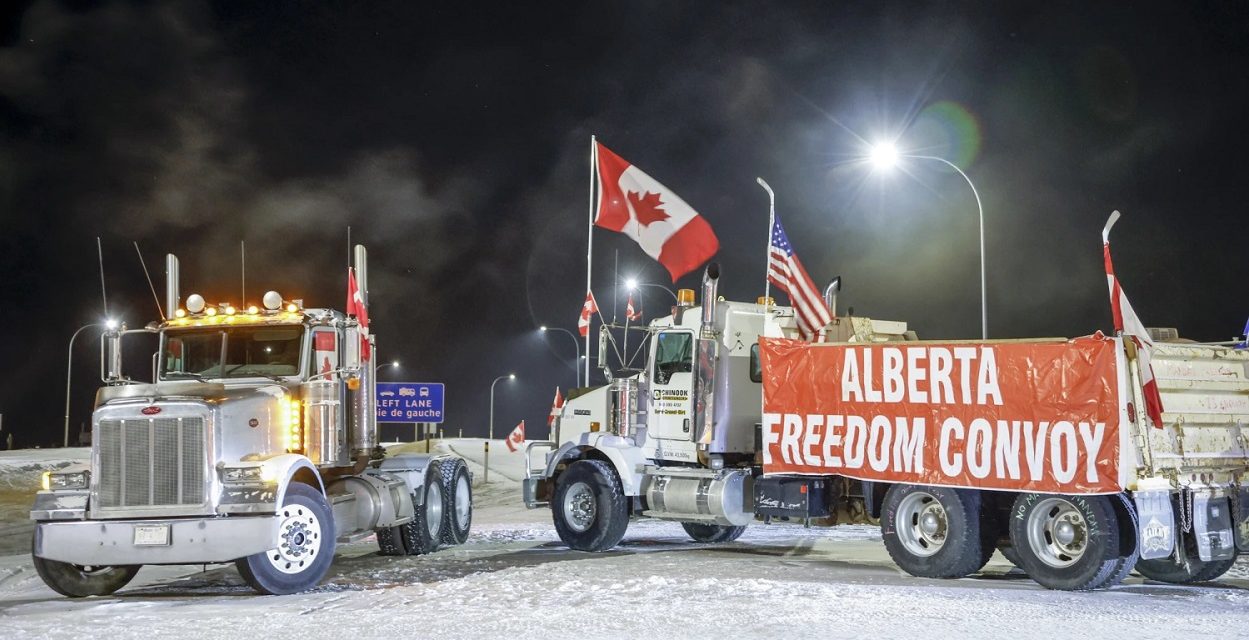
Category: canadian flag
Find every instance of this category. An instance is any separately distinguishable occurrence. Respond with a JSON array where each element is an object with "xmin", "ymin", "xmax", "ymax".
[
  {"xmin": 595, "ymin": 141, "xmax": 719, "ymax": 282},
  {"xmin": 626, "ymin": 293, "xmax": 642, "ymax": 321},
  {"xmin": 577, "ymin": 291, "xmax": 598, "ymax": 337},
  {"xmin": 505, "ymin": 420, "xmax": 526, "ymax": 452},
  {"xmin": 548, "ymin": 387, "xmax": 564, "ymax": 427},
  {"xmin": 1102, "ymin": 211, "xmax": 1164, "ymax": 428},
  {"xmin": 346, "ymin": 268, "xmax": 371, "ymax": 360}
]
